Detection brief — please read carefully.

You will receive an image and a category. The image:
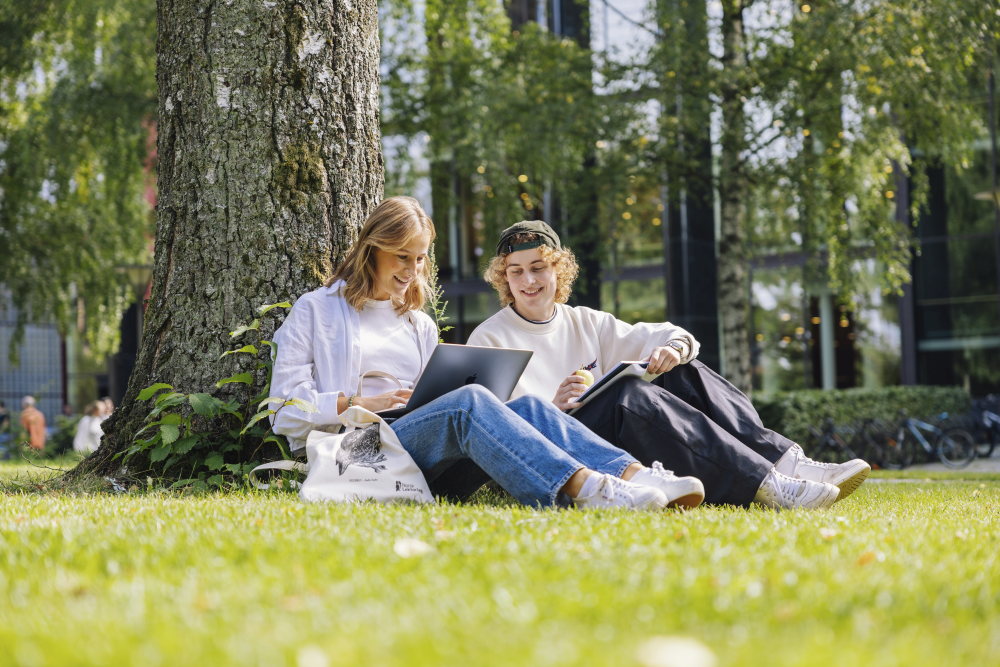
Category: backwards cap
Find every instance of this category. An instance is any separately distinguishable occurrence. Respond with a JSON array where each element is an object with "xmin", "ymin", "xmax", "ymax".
[{"xmin": 495, "ymin": 220, "xmax": 562, "ymax": 256}]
